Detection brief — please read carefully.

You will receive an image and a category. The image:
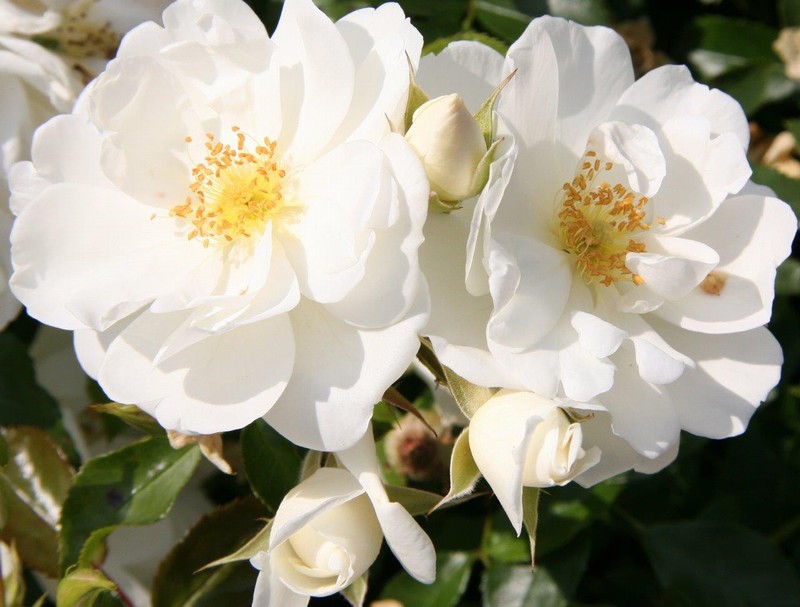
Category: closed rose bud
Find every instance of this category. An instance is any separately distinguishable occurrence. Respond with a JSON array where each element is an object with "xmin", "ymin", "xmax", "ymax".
[
  {"xmin": 251, "ymin": 468, "xmax": 383, "ymax": 604},
  {"xmin": 468, "ymin": 389, "xmax": 600, "ymax": 533},
  {"xmin": 250, "ymin": 431, "xmax": 436, "ymax": 606},
  {"xmin": 405, "ymin": 93, "xmax": 488, "ymax": 202}
]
